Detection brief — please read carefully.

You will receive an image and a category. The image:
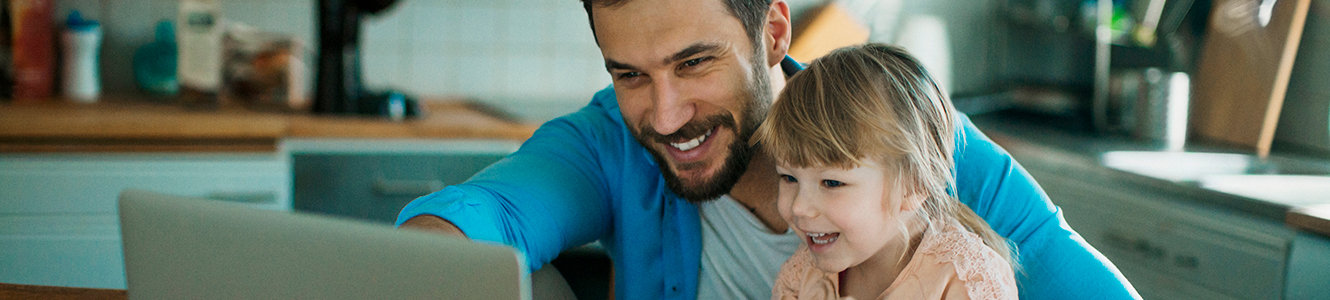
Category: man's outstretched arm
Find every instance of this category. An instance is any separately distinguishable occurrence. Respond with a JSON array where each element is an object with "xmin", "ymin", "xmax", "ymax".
[
  {"xmin": 395, "ymin": 103, "xmax": 620, "ymax": 272},
  {"xmin": 953, "ymin": 113, "xmax": 1141, "ymax": 299}
]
